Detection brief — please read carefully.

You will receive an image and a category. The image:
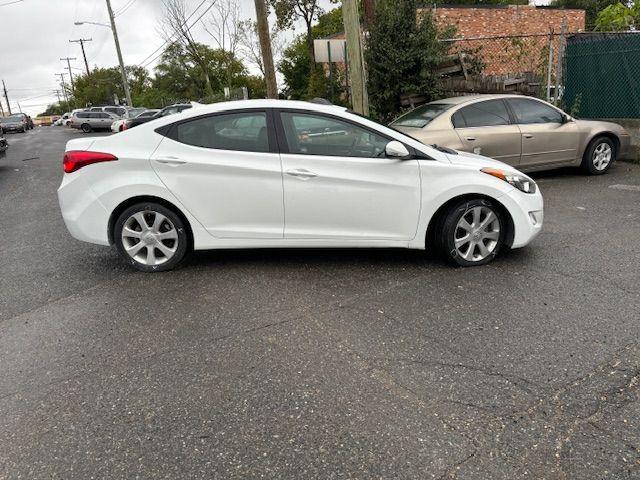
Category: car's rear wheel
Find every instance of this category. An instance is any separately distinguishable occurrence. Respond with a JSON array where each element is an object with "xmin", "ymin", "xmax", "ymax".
[
  {"xmin": 81, "ymin": 123, "xmax": 92, "ymax": 133},
  {"xmin": 438, "ymin": 198, "xmax": 505, "ymax": 267},
  {"xmin": 114, "ymin": 202, "xmax": 189, "ymax": 272},
  {"xmin": 582, "ymin": 136, "xmax": 615, "ymax": 175}
]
